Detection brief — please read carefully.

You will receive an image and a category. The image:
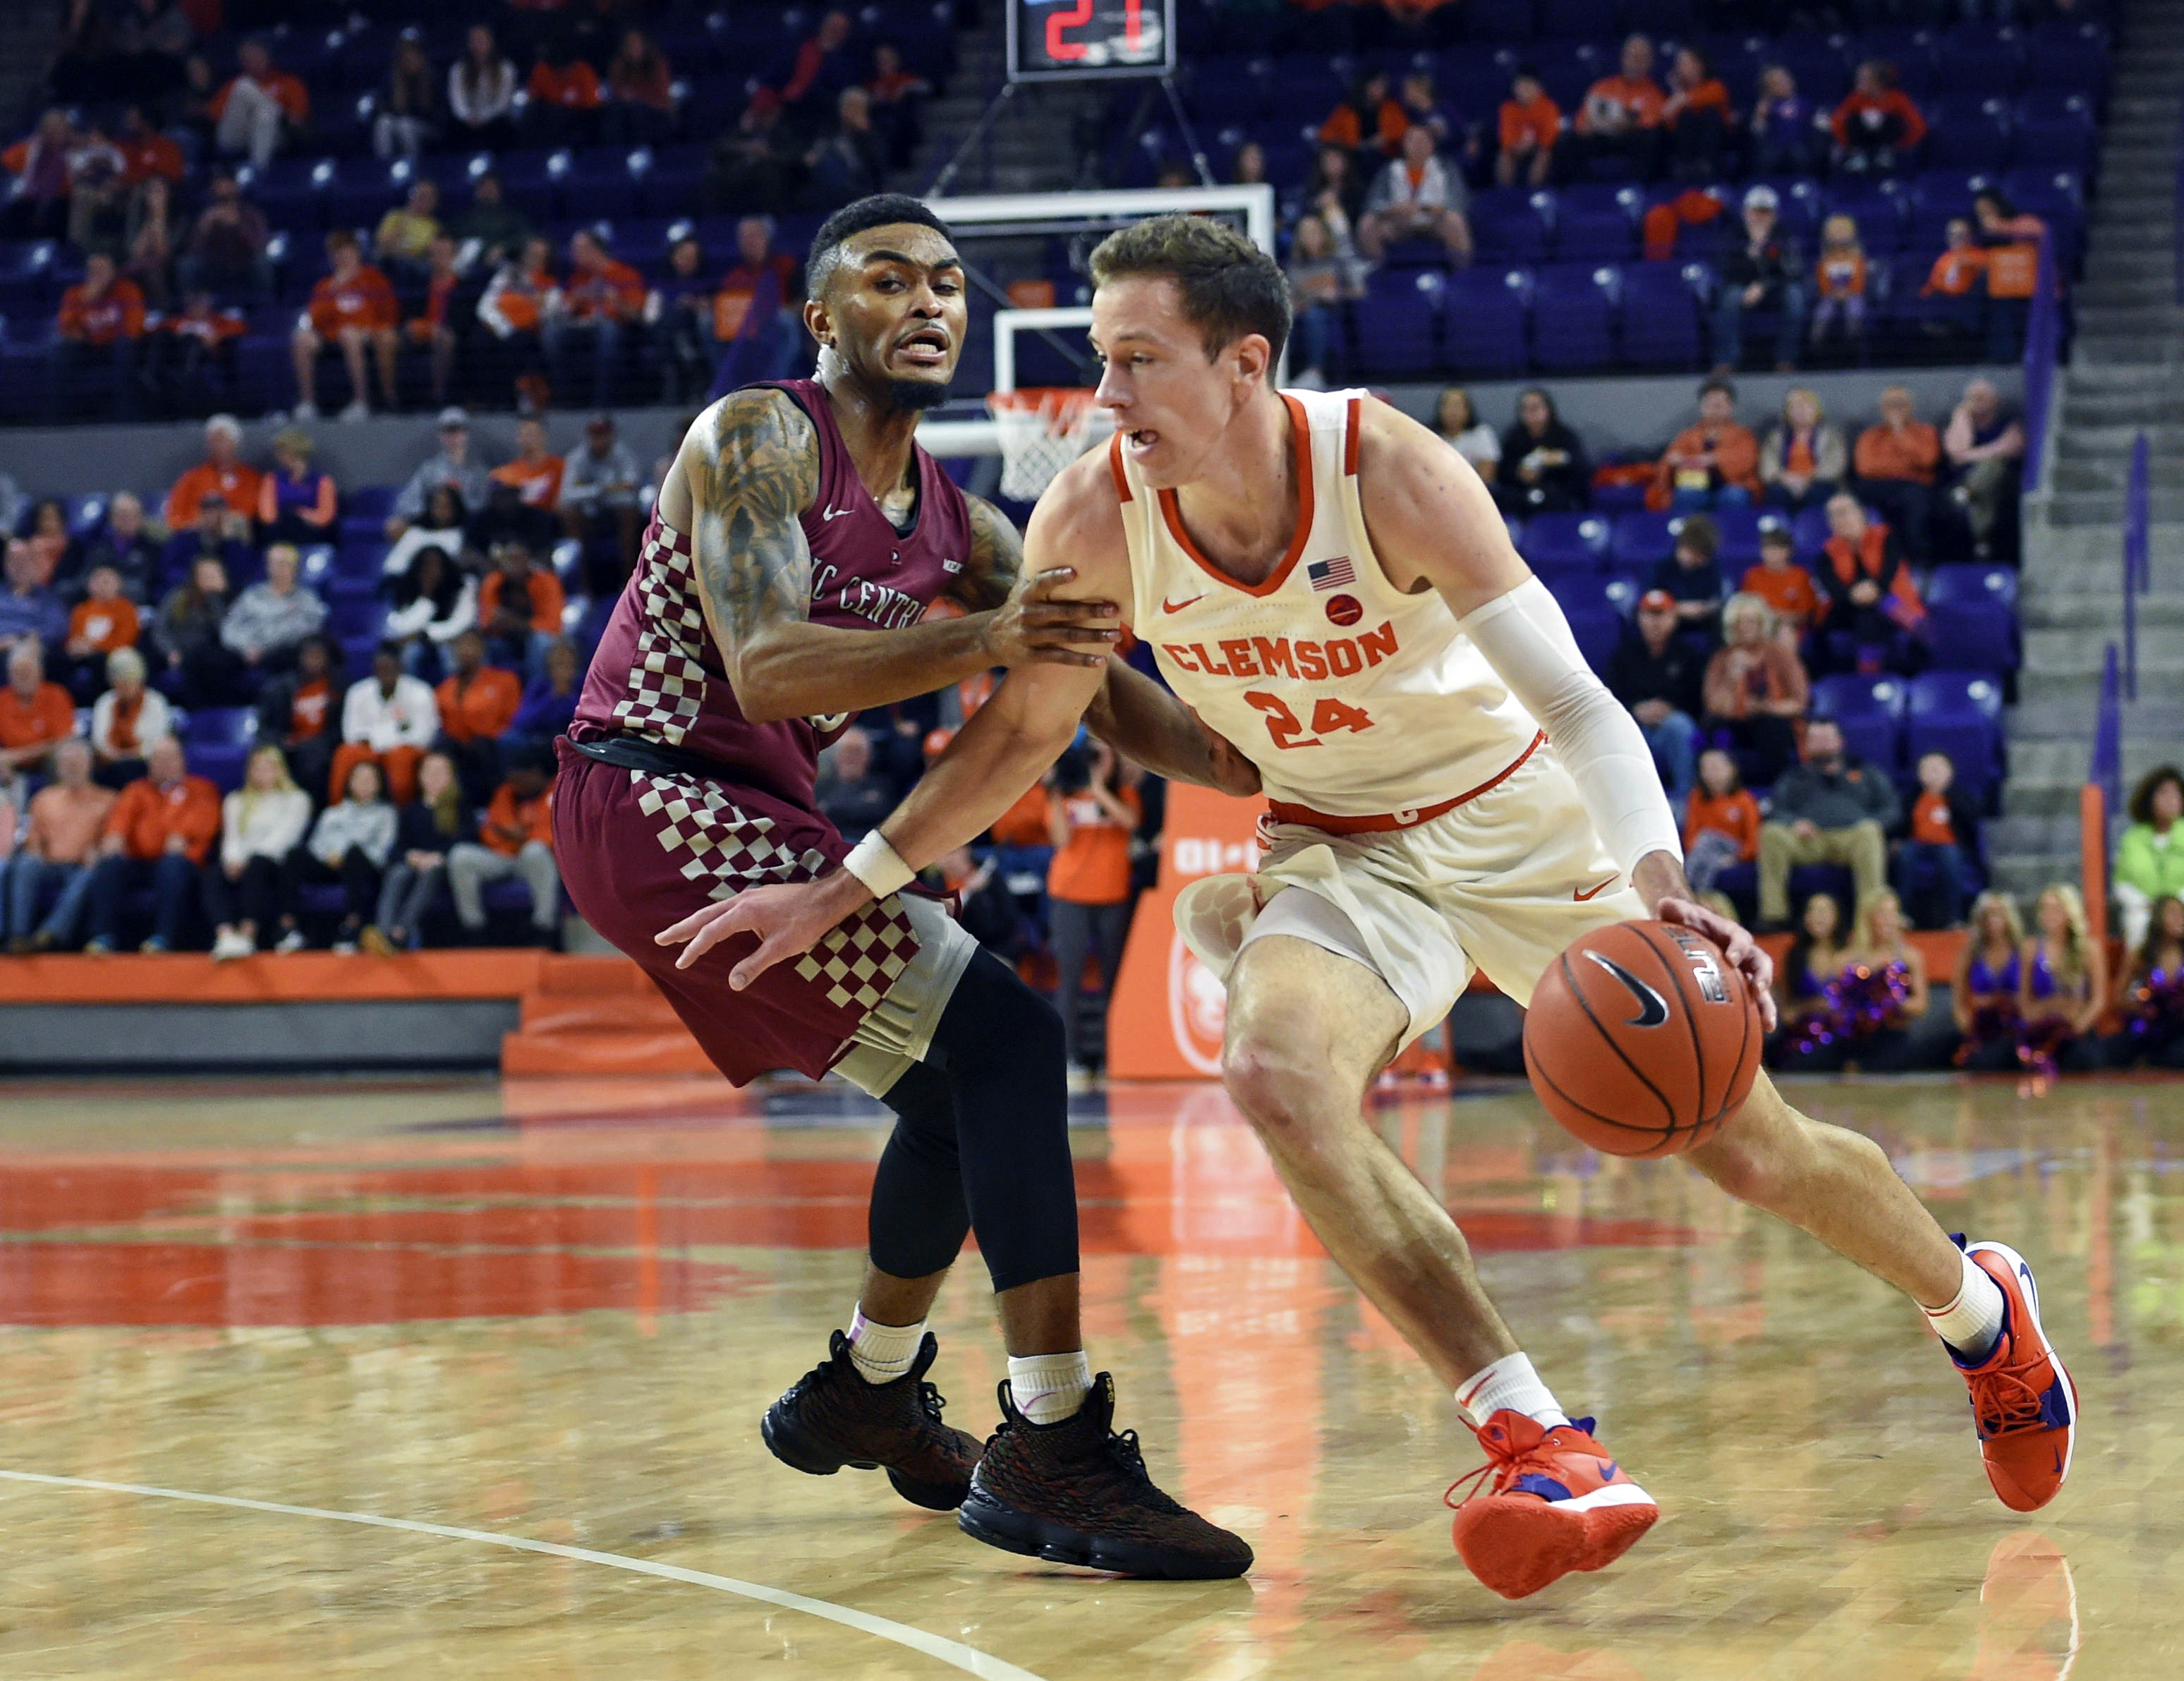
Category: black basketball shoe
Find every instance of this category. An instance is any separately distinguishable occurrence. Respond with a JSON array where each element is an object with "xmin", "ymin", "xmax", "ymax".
[
  {"xmin": 761, "ymin": 1330, "xmax": 983, "ymax": 1512},
  {"xmin": 956, "ymin": 1373, "xmax": 1254, "ymax": 1579}
]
